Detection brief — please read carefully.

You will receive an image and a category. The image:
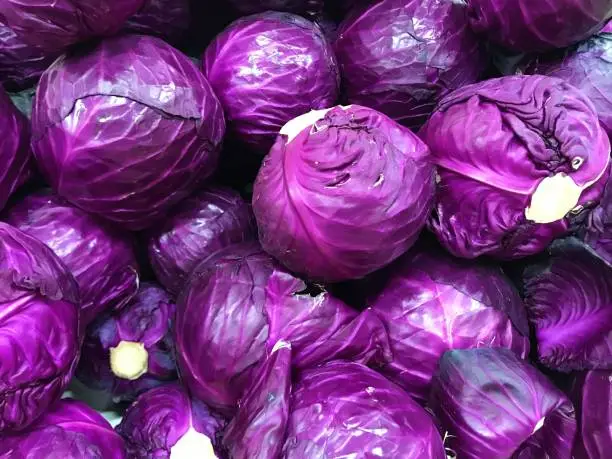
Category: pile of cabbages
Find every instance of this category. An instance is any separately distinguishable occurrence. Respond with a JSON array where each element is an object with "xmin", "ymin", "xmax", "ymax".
[{"xmin": 0, "ymin": 0, "xmax": 610, "ymax": 457}]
